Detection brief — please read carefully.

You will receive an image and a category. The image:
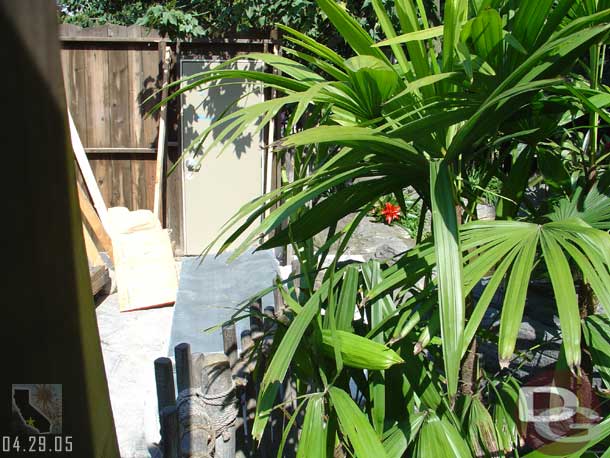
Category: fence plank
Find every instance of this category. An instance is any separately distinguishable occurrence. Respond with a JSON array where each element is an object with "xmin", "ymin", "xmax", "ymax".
[
  {"xmin": 89, "ymin": 154, "xmax": 113, "ymax": 208},
  {"xmin": 130, "ymin": 157, "xmax": 148, "ymax": 210},
  {"xmin": 83, "ymin": 37, "xmax": 111, "ymax": 148},
  {"xmin": 107, "ymin": 24, "xmax": 131, "ymax": 148},
  {"xmin": 107, "ymin": 25, "xmax": 133, "ymax": 209},
  {"xmin": 62, "ymin": 48, "xmax": 89, "ymax": 141}
]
